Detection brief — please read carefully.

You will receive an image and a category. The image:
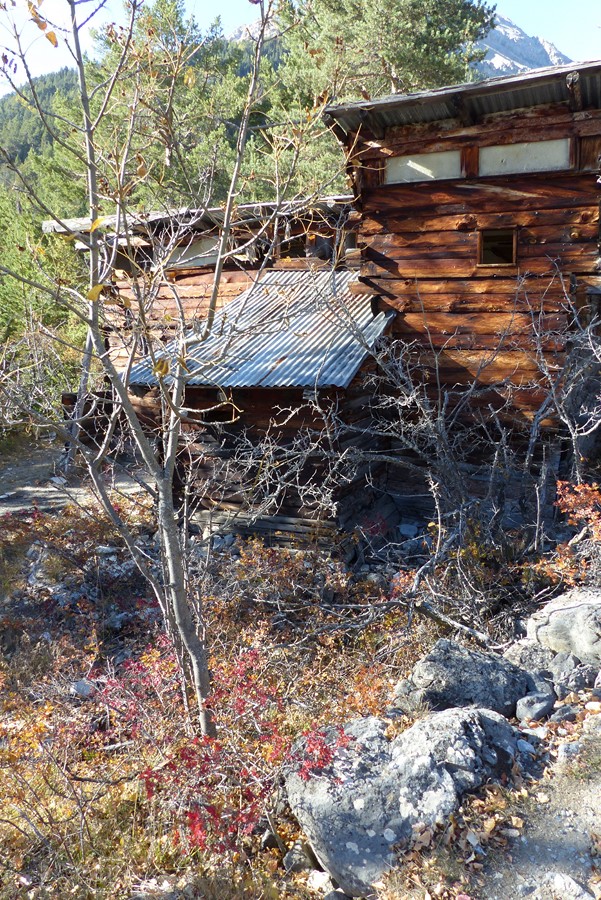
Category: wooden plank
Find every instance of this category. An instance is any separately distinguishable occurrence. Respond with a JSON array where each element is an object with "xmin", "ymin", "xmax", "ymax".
[
  {"xmin": 363, "ymin": 174, "xmax": 599, "ymax": 217},
  {"xmin": 387, "ymin": 330, "xmax": 567, "ymax": 351},
  {"xmin": 353, "ymin": 283, "xmax": 569, "ymax": 313},
  {"xmin": 413, "ymin": 349, "xmax": 563, "ymax": 385},
  {"xmin": 357, "ymin": 207, "xmax": 599, "ymax": 236},
  {"xmin": 360, "ymin": 255, "xmax": 598, "ymax": 279},
  {"xmin": 352, "ymin": 275, "xmax": 570, "ymax": 296},
  {"xmin": 392, "ymin": 312, "xmax": 568, "ymax": 335},
  {"xmin": 580, "ymin": 135, "xmax": 601, "ymax": 171}
]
